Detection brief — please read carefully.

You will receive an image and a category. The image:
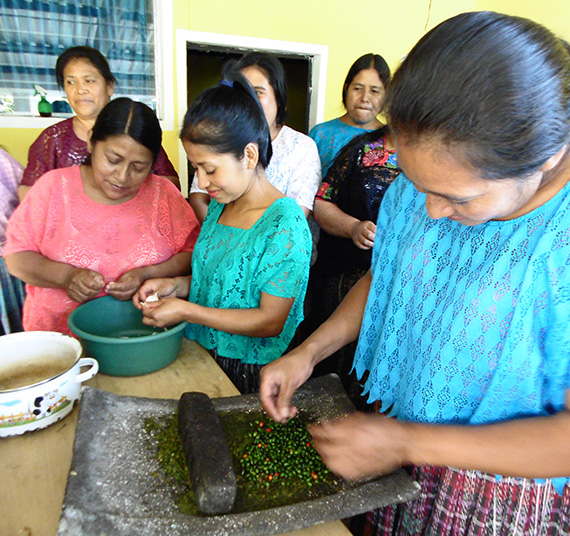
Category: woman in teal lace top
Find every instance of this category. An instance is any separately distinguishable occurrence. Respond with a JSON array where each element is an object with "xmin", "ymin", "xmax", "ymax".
[
  {"xmin": 136, "ymin": 73, "xmax": 311, "ymax": 394},
  {"xmin": 260, "ymin": 12, "xmax": 570, "ymax": 536}
]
